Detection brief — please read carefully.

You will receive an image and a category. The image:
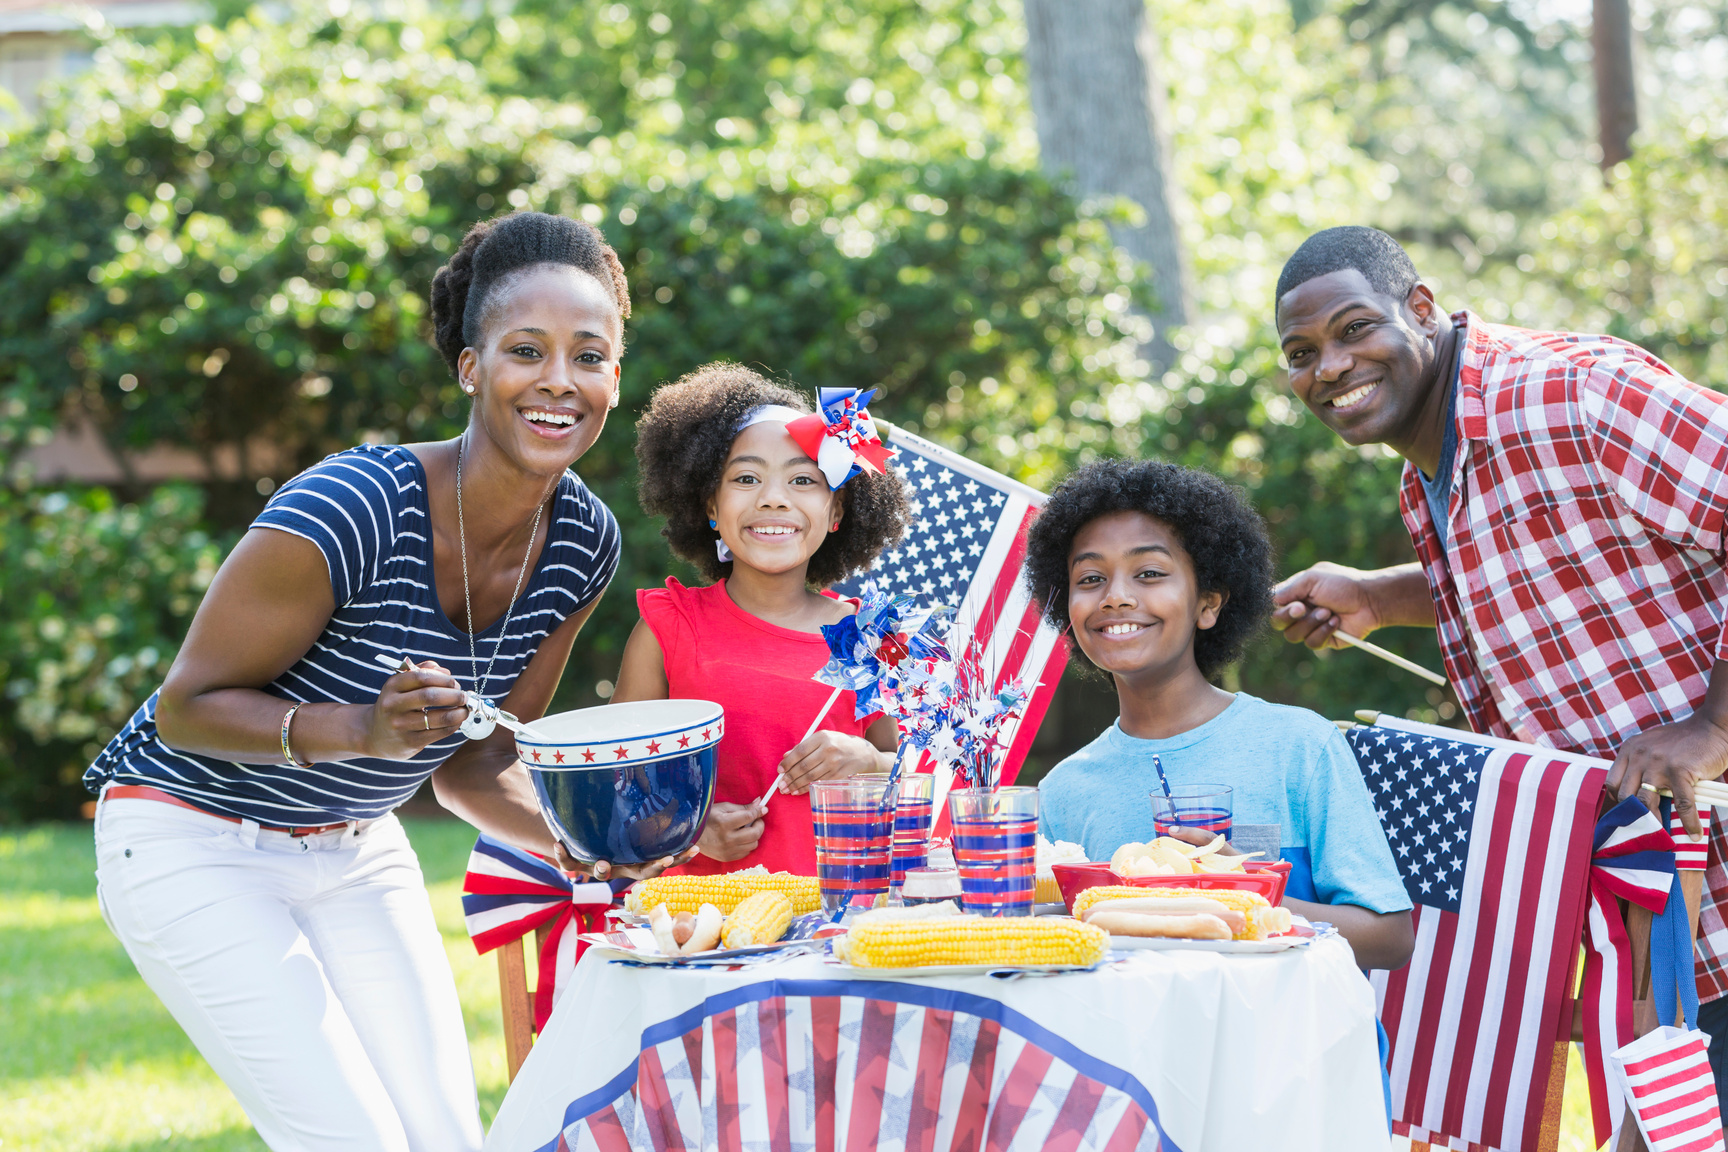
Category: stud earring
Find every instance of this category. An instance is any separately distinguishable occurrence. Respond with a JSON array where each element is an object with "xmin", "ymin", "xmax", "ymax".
[
  {"xmin": 709, "ymin": 520, "xmax": 732, "ymax": 563},
  {"xmin": 607, "ymin": 391, "xmax": 619, "ymax": 409},
  {"xmin": 830, "ymin": 522, "xmax": 840, "ymax": 532},
  {"xmin": 463, "ymin": 383, "xmax": 476, "ymax": 395}
]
